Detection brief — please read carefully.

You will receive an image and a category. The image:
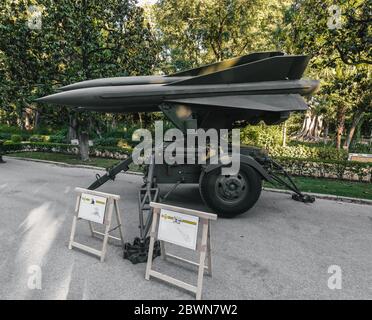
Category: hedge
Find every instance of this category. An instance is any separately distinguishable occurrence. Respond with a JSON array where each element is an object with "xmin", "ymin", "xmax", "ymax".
[
  {"xmin": 276, "ymin": 157, "xmax": 371, "ymax": 182},
  {"xmin": 0, "ymin": 142, "xmax": 131, "ymax": 160},
  {"xmin": 268, "ymin": 144, "xmax": 348, "ymax": 161}
]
